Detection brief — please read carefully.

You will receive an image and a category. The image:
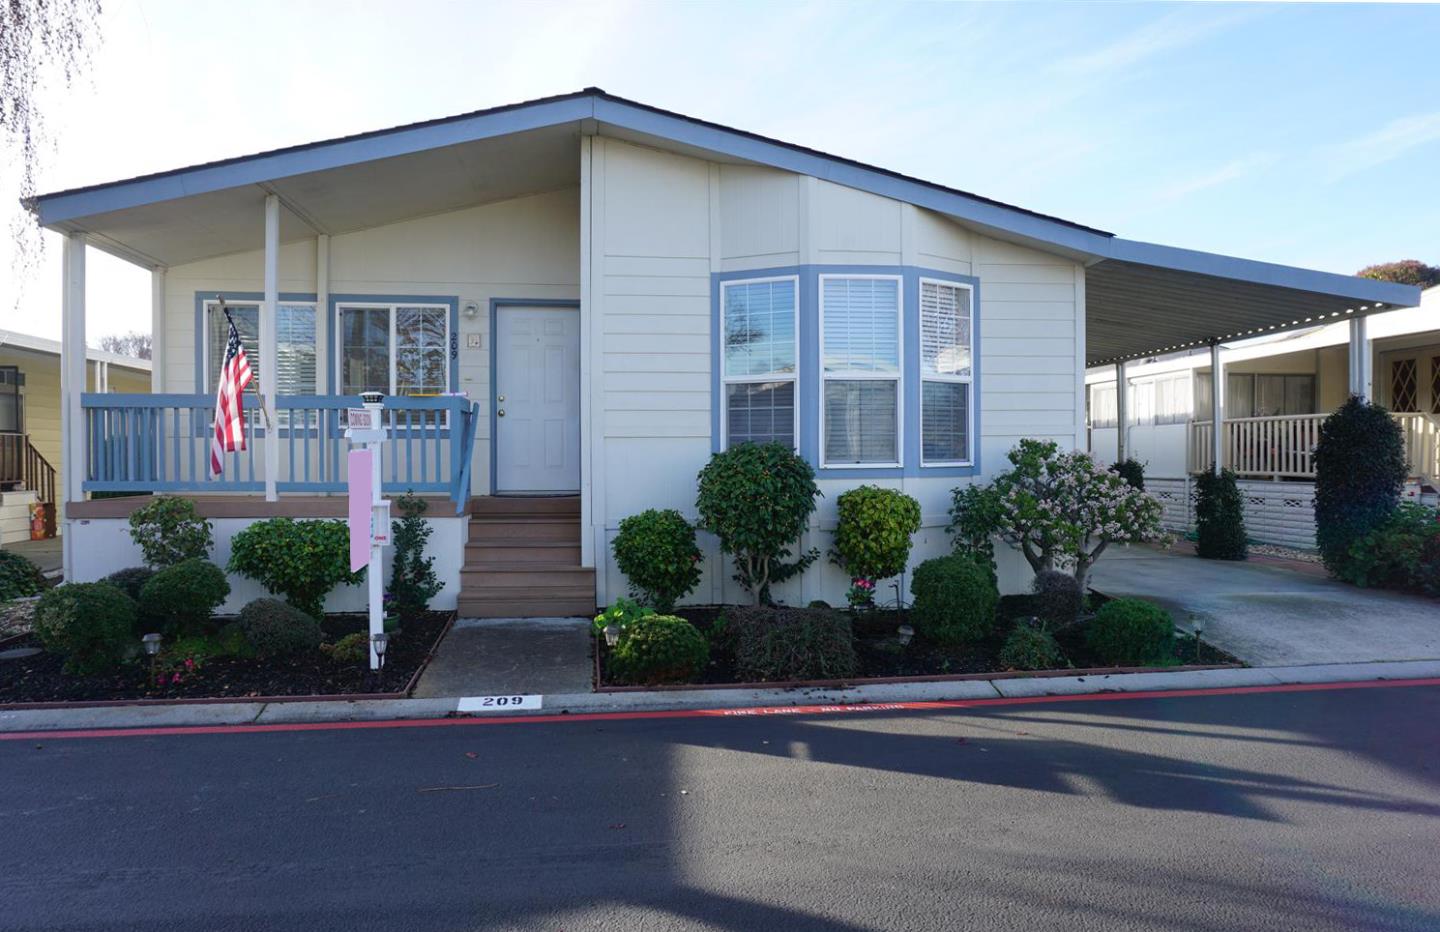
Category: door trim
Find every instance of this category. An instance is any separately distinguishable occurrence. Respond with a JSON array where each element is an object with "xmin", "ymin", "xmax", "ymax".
[{"xmin": 488, "ymin": 298, "xmax": 582, "ymax": 495}]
